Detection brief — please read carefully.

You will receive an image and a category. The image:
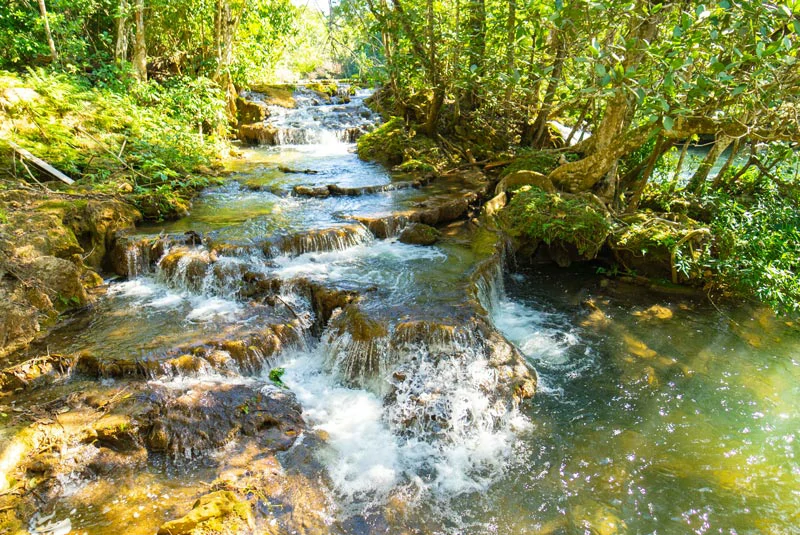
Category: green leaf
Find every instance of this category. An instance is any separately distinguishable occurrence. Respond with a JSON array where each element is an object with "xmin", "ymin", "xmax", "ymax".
[
  {"xmin": 662, "ymin": 116, "xmax": 674, "ymax": 131},
  {"xmin": 594, "ymin": 63, "xmax": 606, "ymax": 77}
]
